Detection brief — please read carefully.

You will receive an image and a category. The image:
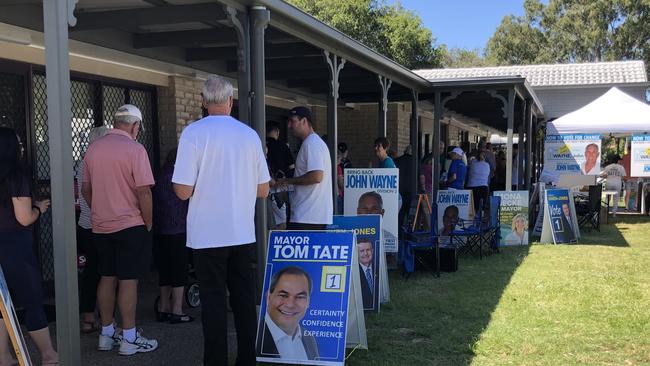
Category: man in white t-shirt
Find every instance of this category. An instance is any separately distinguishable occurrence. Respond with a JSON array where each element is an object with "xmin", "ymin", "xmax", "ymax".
[
  {"xmin": 172, "ymin": 75, "xmax": 270, "ymax": 366},
  {"xmin": 278, "ymin": 106, "xmax": 332, "ymax": 229},
  {"xmin": 601, "ymin": 156, "xmax": 626, "ymax": 216}
]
